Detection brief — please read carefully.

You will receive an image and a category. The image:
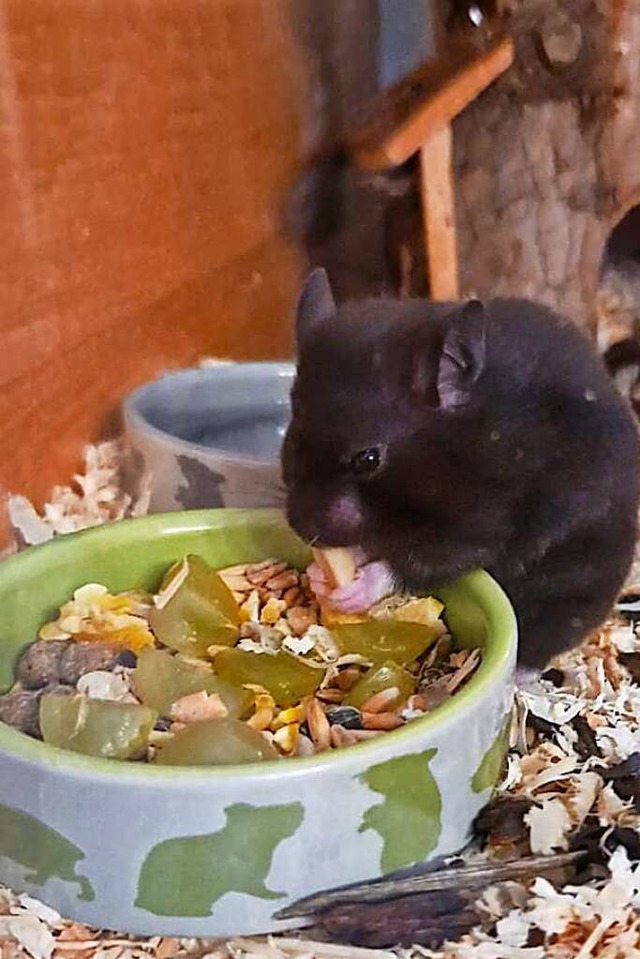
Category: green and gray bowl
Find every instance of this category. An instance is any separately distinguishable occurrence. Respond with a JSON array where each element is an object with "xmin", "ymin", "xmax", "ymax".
[
  {"xmin": 123, "ymin": 363, "xmax": 294, "ymax": 512},
  {"xmin": 0, "ymin": 509, "xmax": 517, "ymax": 937}
]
